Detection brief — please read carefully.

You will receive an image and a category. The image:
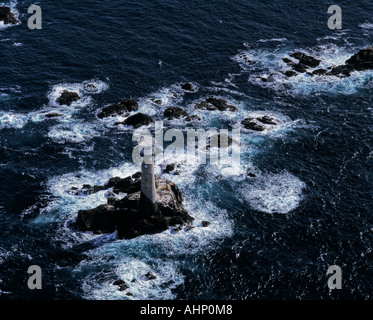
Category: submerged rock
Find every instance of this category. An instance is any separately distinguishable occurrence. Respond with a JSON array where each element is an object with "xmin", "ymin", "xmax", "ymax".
[
  {"xmin": 57, "ymin": 90, "xmax": 80, "ymax": 106},
  {"xmin": 98, "ymin": 99, "xmax": 139, "ymax": 118},
  {"xmin": 0, "ymin": 7, "xmax": 18, "ymax": 25},
  {"xmin": 76, "ymin": 174, "xmax": 194, "ymax": 240}
]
